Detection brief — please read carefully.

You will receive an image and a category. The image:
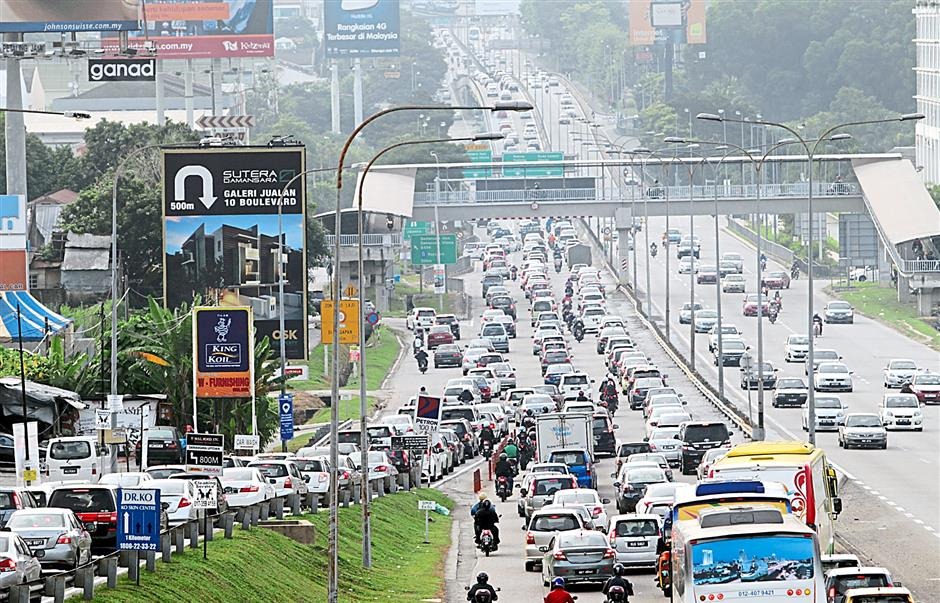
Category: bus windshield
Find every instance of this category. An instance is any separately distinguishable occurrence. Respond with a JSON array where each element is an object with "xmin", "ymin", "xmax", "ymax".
[{"xmin": 692, "ymin": 534, "xmax": 815, "ymax": 584}]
